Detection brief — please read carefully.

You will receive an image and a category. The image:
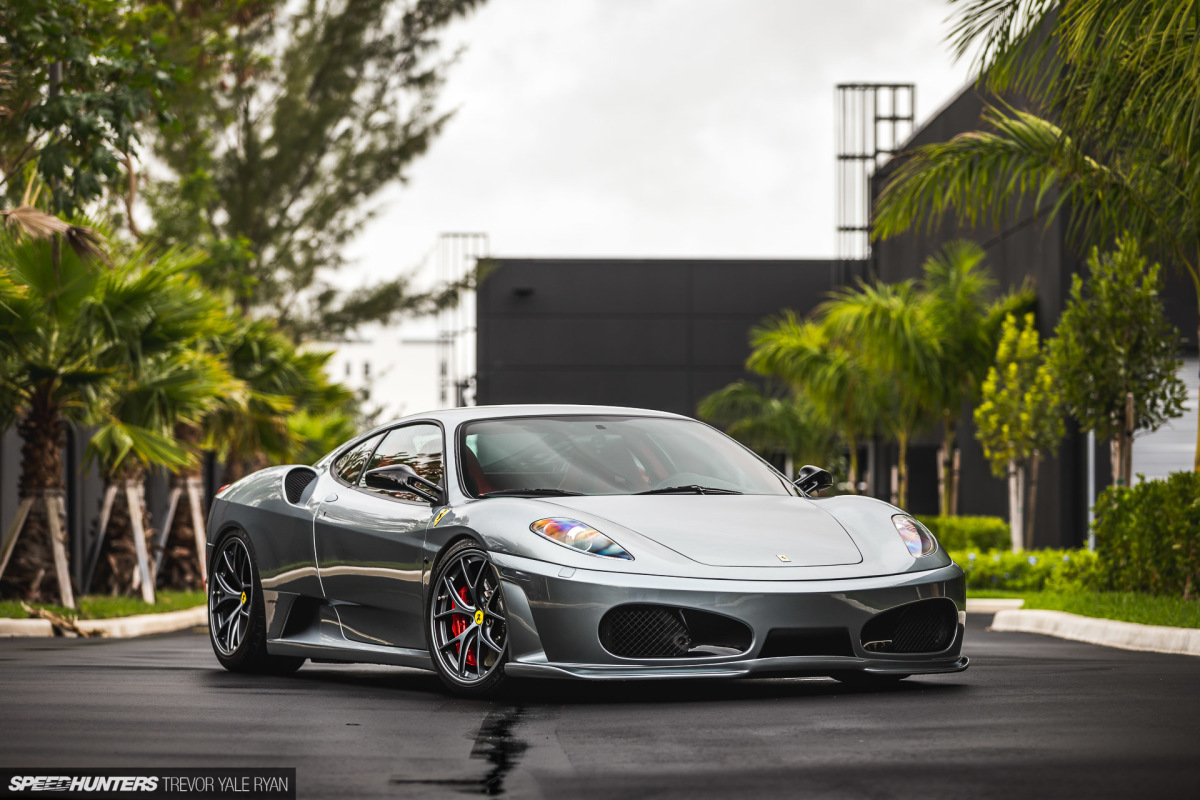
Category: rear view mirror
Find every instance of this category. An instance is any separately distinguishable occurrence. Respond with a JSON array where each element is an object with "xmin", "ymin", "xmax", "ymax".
[
  {"xmin": 364, "ymin": 464, "xmax": 443, "ymax": 504},
  {"xmin": 794, "ymin": 465, "xmax": 834, "ymax": 496}
]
